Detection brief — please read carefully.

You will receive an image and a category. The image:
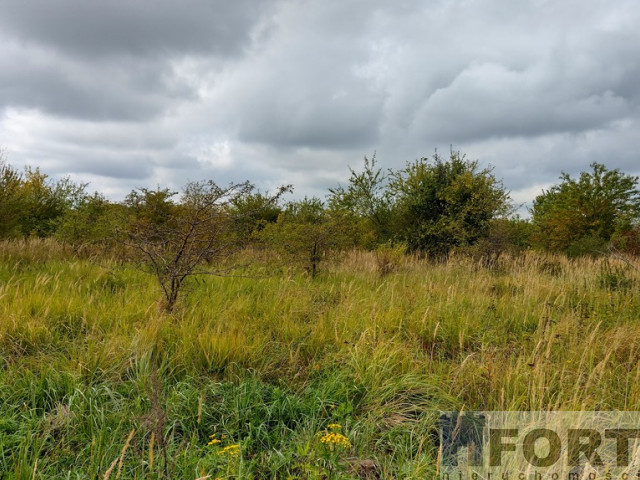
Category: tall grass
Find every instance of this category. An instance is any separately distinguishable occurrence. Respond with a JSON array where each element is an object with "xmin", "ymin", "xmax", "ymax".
[{"xmin": 1, "ymin": 239, "xmax": 639, "ymax": 478}]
